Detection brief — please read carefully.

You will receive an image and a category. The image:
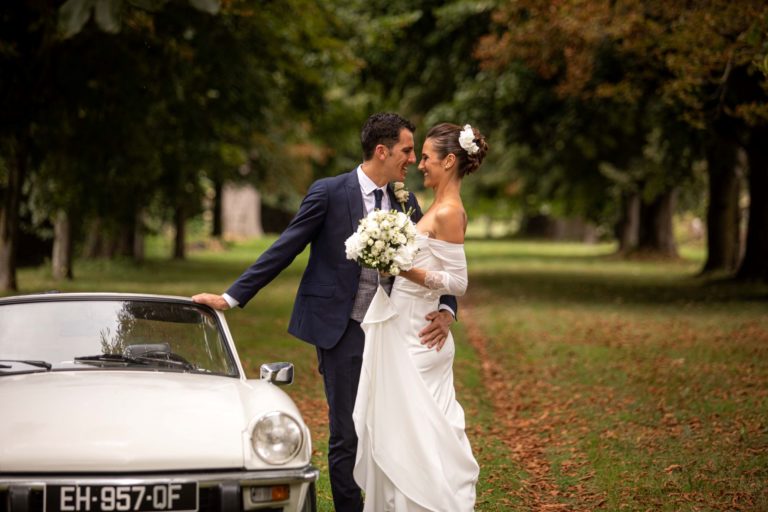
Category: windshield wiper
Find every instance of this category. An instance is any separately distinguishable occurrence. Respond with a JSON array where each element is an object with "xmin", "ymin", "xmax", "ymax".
[
  {"xmin": 0, "ymin": 359, "xmax": 52, "ymax": 370},
  {"xmin": 130, "ymin": 350, "xmax": 196, "ymax": 371},
  {"xmin": 74, "ymin": 353, "xmax": 194, "ymax": 371},
  {"xmin": 74, "ymin": 354, "xmax": 151, "ymax": 366}
]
